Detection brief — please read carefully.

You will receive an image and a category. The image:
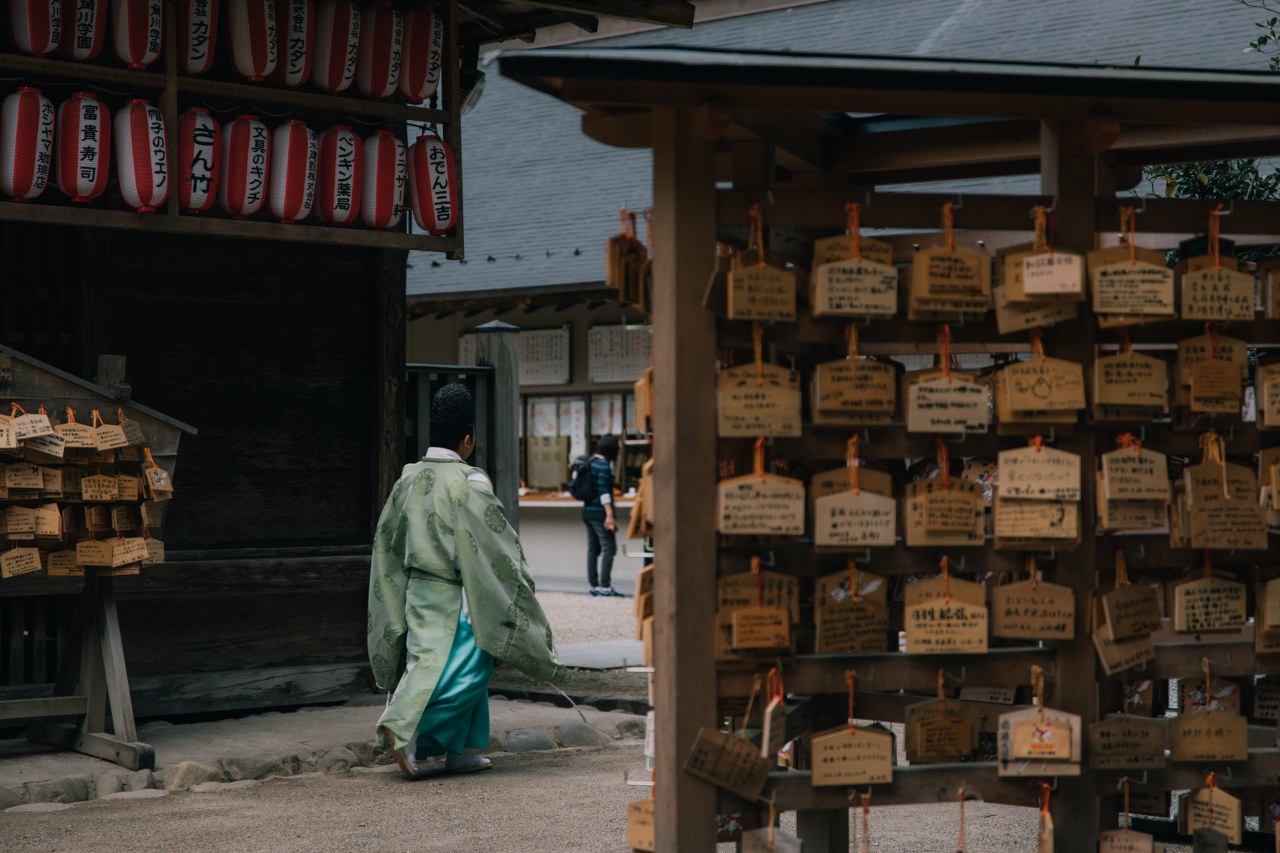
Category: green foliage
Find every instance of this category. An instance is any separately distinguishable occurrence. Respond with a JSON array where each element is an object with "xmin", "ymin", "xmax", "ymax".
[
  {"xmin": 1141, "ymin": 159, "xmax": 1280, "ymax": 201},
  {"xmin": 1241, "ymin": 0, "xmax": 1280, "ymax": 69}
]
